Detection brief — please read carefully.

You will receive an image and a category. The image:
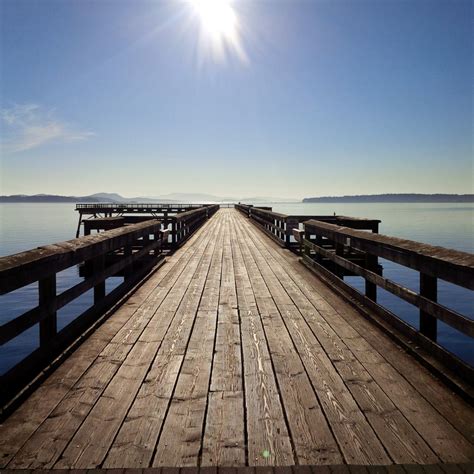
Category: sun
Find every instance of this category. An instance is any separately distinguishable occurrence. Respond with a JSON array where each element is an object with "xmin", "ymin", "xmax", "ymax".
[
  {"xmin": 188, "ymin": 0, "xmax": 248, "ymax": 64},
  {"xmin": 191, "ymin": 0, "xmax": 237, "ymax": 40}
]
